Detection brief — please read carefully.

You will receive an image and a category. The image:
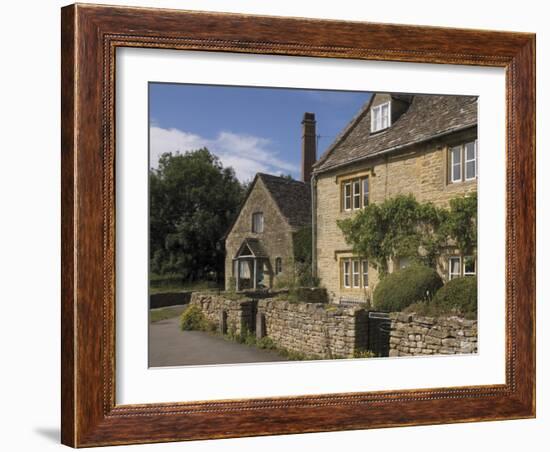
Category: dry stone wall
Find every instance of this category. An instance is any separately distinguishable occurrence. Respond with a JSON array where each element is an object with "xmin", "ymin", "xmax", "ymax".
[
  {"xmin": 388, "ymin": 312, "xmax": 477, "ymax": 356},
  {"xmin": 189, "ymin": 293, "xmax": 255, "ymax": 336},
  {"xmin": 257, "ymin": 299, "xmax": 368, "ymax": 358}
]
